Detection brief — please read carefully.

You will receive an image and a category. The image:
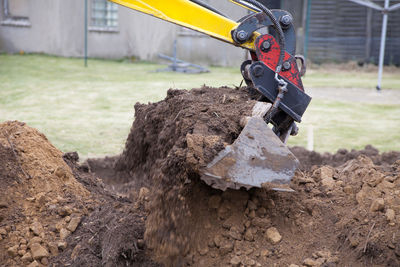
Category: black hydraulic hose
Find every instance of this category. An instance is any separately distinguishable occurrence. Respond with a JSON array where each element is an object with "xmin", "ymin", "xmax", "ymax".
[
  {"xmin": 242, "ymin": 0, "xmax": 289, "ymax": 125},
  {"xmin": 263, "ymin": 83, "xmax": 288, "ymax": 123},
  {"xmin": 242, "ymin": 0, "xmax": 286, "ymax": 73},
  {"xmin": 189, "ymin": 0, "xmax": 227, "ymax": 18}
]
